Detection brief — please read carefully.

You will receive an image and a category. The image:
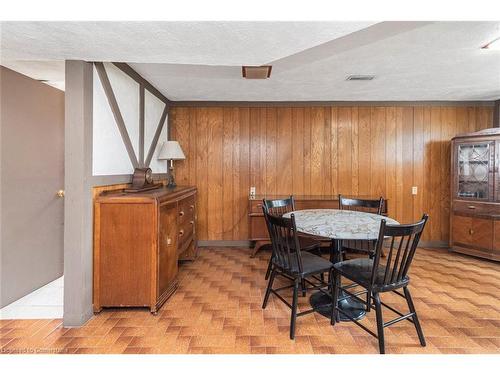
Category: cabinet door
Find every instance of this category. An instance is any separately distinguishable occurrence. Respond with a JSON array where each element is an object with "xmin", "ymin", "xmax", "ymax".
[
  {"xmin": 471, "ymin": 218, "xmax": 493, "ymax": 250},
  {"xmin": 454, "ymin": 141, "xmax": 495, "ymax": 201},
  {"xmin": 97, "ymin": 203, "xmax": 154, "ymax": 307},
  {"xmin": 496, "ymin": 140, "xmax": 500, "ymax": 202},
  {"xmin": 452, "ymin": 214, "xmax": 472, "ymax": 245},
  {"xmin": 493, "ymin": 221, "xmax": 500, "ymax": 255},
  {"xmin": 452, "ymin": 214, "xmax": 493, "ymax": 251},
  {"xmin": 249, "ymin": 215, "xmax": 269, "ymax": 240},
  {"xmin": 158, "ymin": 202, "xmax": 178, "ymax": 298}
]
